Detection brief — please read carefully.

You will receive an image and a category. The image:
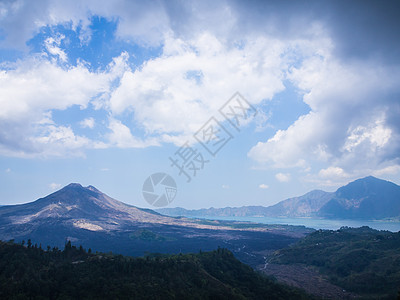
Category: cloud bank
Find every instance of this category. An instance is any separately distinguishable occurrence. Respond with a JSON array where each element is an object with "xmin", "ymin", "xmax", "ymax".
[{"xmin": 0, "ymin": 0, "xmax": 399, "ymax": 185}]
